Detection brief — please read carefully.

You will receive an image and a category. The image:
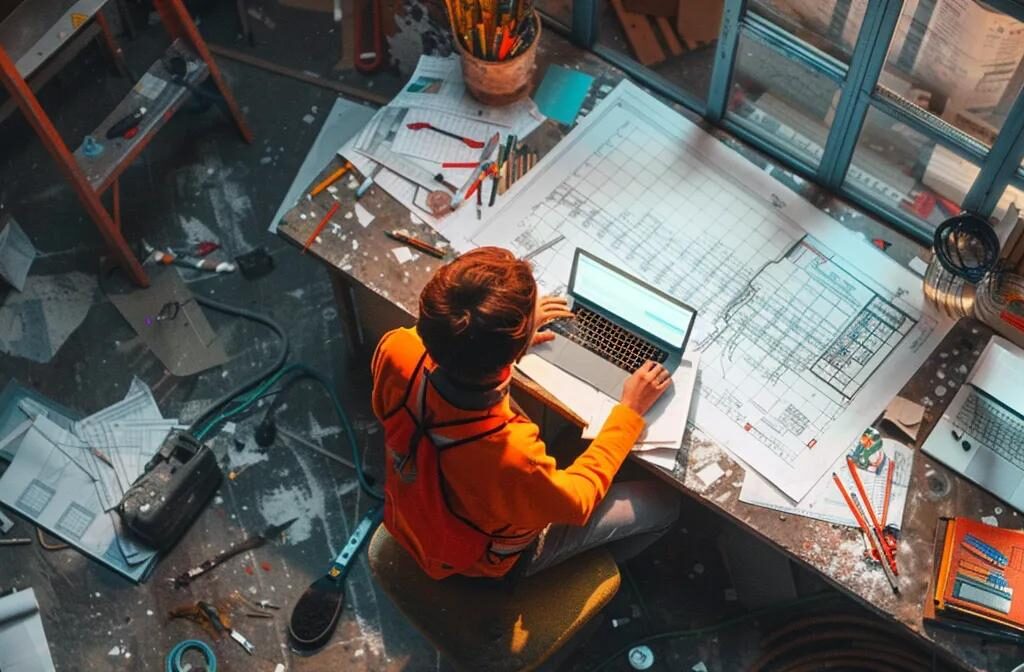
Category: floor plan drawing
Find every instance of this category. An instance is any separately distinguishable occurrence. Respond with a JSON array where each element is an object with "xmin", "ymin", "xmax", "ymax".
[{"xmin": 471, "ymin": 81, "xmax": 951, "ymax": 500}]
